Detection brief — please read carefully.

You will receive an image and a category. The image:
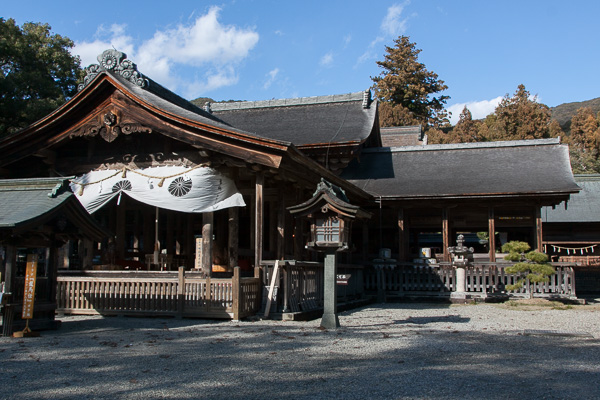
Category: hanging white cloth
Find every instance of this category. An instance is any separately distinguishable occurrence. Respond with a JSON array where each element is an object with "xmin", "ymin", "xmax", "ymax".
[{"xmin": 70, "ymin": 166, "xmax": 245, "ymax": 214}]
